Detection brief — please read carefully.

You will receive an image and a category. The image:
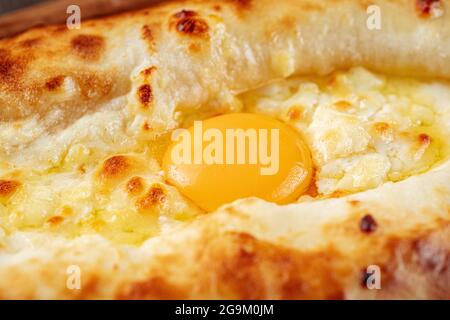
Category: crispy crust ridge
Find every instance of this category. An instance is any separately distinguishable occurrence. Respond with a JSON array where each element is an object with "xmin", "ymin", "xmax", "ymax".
[{"xmin": 0, "ymin": 159, "xmax": 449, "ymax": 299}]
